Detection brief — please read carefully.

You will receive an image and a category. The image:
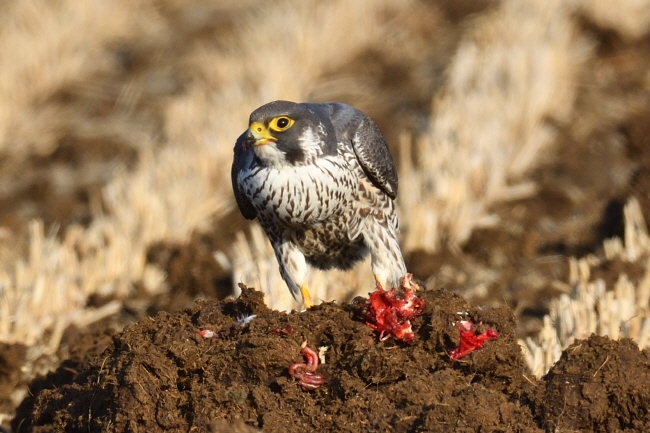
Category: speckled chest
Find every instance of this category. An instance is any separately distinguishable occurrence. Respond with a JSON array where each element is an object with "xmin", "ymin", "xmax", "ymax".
[{"xmin": 237, "ymin": 148, "xmax": 359, "ymax": 229}]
